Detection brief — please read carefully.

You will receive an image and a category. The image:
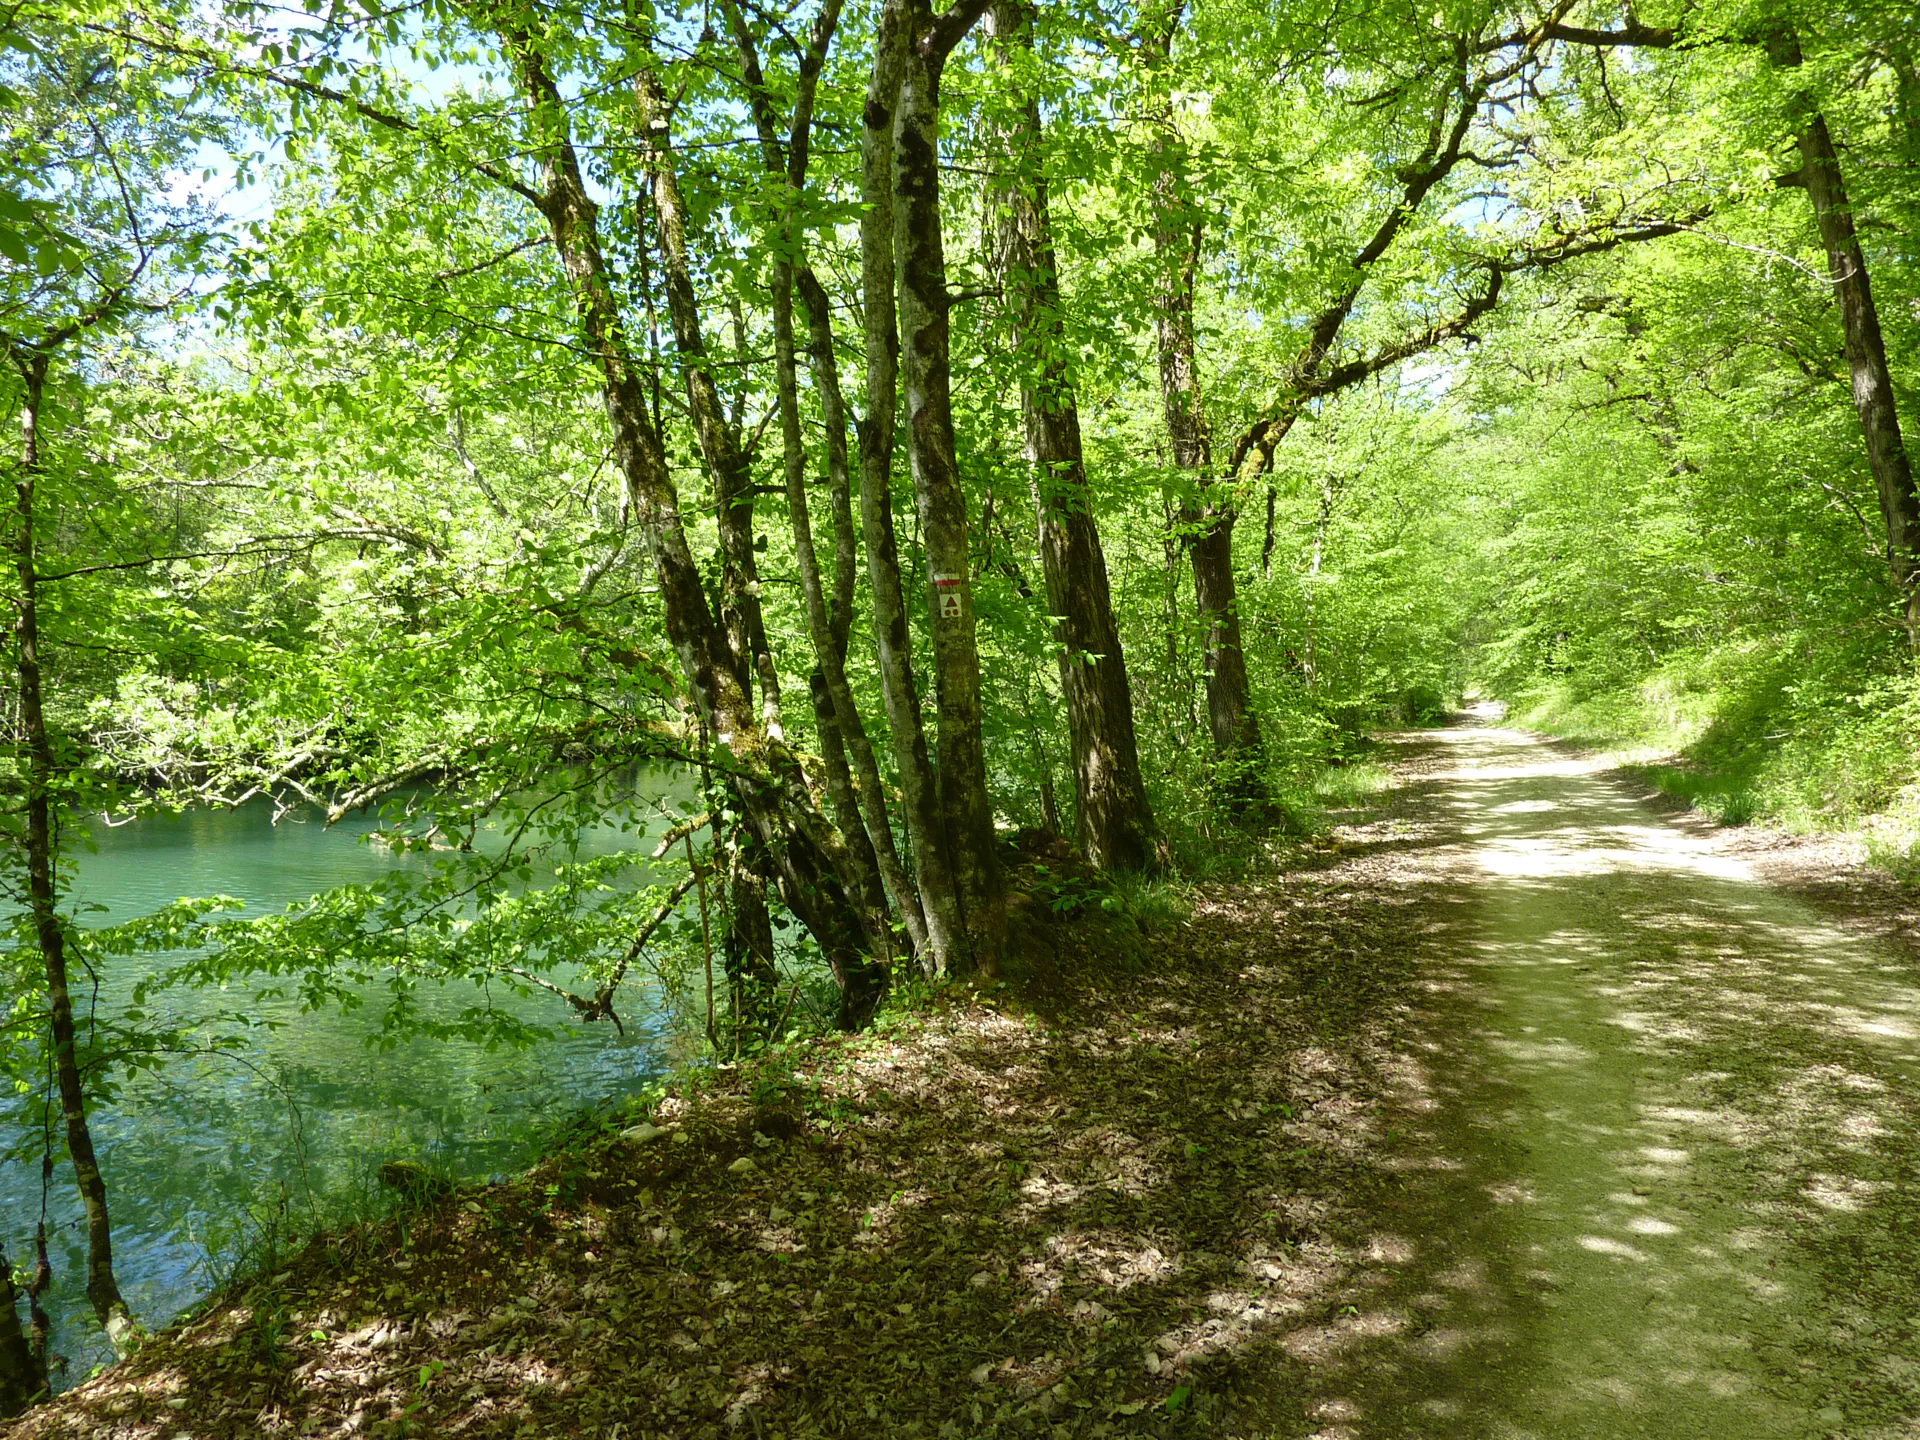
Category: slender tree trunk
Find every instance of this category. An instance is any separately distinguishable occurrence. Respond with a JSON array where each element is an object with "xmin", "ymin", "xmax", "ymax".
[
  {"xmin": 1260, "ymin": 483, "xmax": 1278, "ymax": 578},
  {"xmin": 795, "ymin": 272, "xmax": 928, "ymax": 956},
  {"xmin": 1138, "ymin": 17, "xmax": 1264, "ymax": 786},
  {"xmin": 763, "ymin": 259, "xmax": 898, "ymax": 951},
  {"xmin": 1303, "ymin": 479, "xmax": 1335, "ymax": 688},
  {"xmin": 717, "ymin": 0, "xmax": 928, "ymax": 961},
  {"xmin": 0, "ymin": 1237, "xmax": 41, "ymax": 1418},
  {"xmin": 894, "ymin": 0, "xmax": 1004, "ymax": 968},
  {"xmin": 25, "ymin": 1228, "xmax": 47, "ymax": 1387},
  {"xmin": 1769, "ymin": 28, "xmax": 1920, "ymax": 642},
  {"xmin": 501, "ymin": 28, "xmax": 886, "ymax": 1027},
  {"xmin": 11, "ymin": 354, "xmax": 135, "ymax": 1351},
  {"xmin": 635, "ymin": 60, "xmax": 801, "ymax": 1035},
  {"xmin": 985, "ymin": 0, "xmax": 1157, "ymax": 872},
  {"xmin": 857, "ymin": 1, "xmax": 974, "ymax": 978},
  {"xmin": 1158, "ymin": 497, "xmax": 1192, "ymax": 729},
  {"xmin": 634, "ymin": 62, "xmax": 784, "ymax": 731},
  {"xmin": 1148, "ymin": 155, "xmax": 1264, "ymax": 783},
  {"xmin": 805, "ymin": 663, "xmax": 890, "ymax": 935}
]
